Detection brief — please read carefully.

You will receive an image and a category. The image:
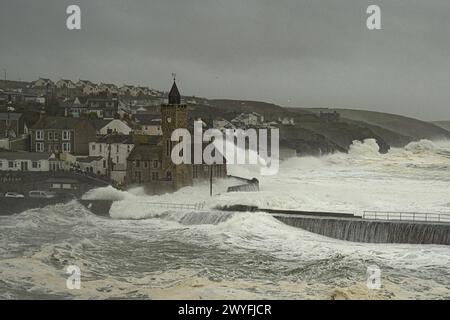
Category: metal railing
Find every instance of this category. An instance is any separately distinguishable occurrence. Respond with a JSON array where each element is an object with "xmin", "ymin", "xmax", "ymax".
[
  {"xmin": 132, "ymin": 201, "xmax": 206, "ymax": 211},
  {"xmin": 362, "ymin": 211, "xmax": 450, "ymax": 223}
]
